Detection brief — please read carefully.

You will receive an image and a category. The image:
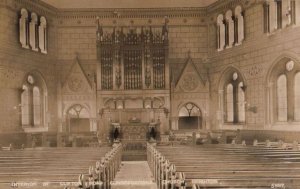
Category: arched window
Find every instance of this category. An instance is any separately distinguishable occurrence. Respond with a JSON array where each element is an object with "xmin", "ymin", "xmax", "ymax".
[
  {"xmin": 269, "ymin": 59, "xmax": 300, "ymax": 123},
  {"xmin": 21, "ymin": 85, "xmax": 29, "ymax": 125},
  {"xmin": 290, "ymin": 0, "xmax": 296, "ymax": 25},
  {"xmin": 19, "ymin": 8, "xmax": 29, "ymax": 49},
  {"xmin": 30, "ymin": 13, "xmax": 38, "ymax": 51},
  {"xmin": 217, "ymin": 14, "xmax": 225, "ymax": 51},
  {"xmin": 234, "ymin": 6, "xmax": 244, "ymax": 45},
  {"xmin": 217, "ymin": 6, "xmax": 244, "ymax": 51},
  {"xmin": 264, "ymin": 1, "xmax": 277, "ymax": 32},
  {"xmin": 238, "ymin": 82, "xmax": 246, "ymax": 122},
  {"xmin": 223, "ymin": 72, "xmax": 246, "ymax": 124},
  {"xmin": 225, "ymin": 10, "xmax": 234, "ymax": 48},
  {"xmin": 294, "ymin": 72, "xmax": 300, "ymax": 120},
  {"xmin": 263, "ymin": 2, "xmax": 270, "ymax": 33},
  {"xmin": 226, "ymin": 84, "xmax": 234, "ymax": 122},
  {"xmin": 276, "ymin": 0, "xmax": 282, "ymax": 29},
  {"xmin": 33, "ymin": 86, "xmax": 41, "ymax": 125},
  {"xmin": 21, "ymin": 73, "xmax": 47, "ymax": 128},
  {"xmin": 39, "ymin": 16, "xmax": 47, "ymax": 54},
  {"xmin": 277, "ymin": 74, "xmax": 288, "ymax": 122},
  {"xmin": 263, "ymin": 0, "xmax": 294, "ymax": 33}
]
